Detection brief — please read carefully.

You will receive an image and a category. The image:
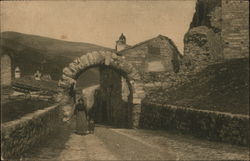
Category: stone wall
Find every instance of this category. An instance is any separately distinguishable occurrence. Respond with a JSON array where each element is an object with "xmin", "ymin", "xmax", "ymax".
[
  {"xmin": 222, "ymin": 0, "xmax": 249, "ymax": 59},
  {"xmin": 1, "ymin": 104, "xmax": 62, "ymax": 159},
  {"xmin": 183, "ymin": 26, "xmax": 223, "ymax": 72},
  {"xmin": 186, "ymin": 0, "xmax": 249, "ymax": 62},
  {"xmin": 141, "ymin": 71, "xmax": 190, "ymax": 94},
  {"xmin": 140, "ymin": 102, "xmax": 249, "ymax": 146}
]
